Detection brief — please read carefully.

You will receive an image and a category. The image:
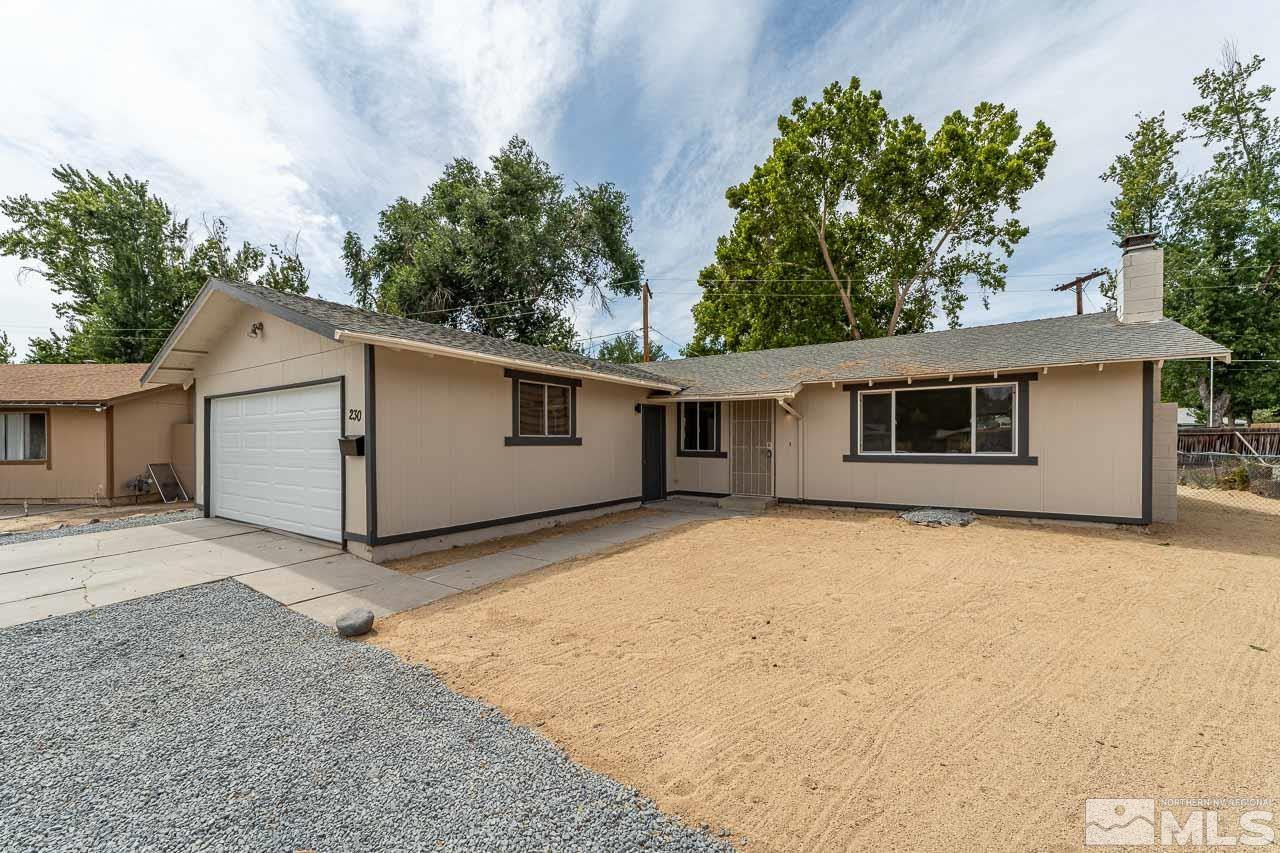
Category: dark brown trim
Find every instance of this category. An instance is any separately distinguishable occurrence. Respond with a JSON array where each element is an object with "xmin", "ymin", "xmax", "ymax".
[
  {"xmin": 676, "ymin": 401, "xmax": 725, "ymax": 457},
  {"xmin": 0, "ymin": 404, "xmax": 52, "ymax": 466},
  {"xmin": 504, "ymin": 436, "xmax": 583, "ymax": 446},
  {"xmin": 777, "ymin": 497, "xmax": 1146, "ymax": 525},
  {"xmin": 505, "ymin": 368, "xmax": 580, "ymax": 445},
  {"xmin": 840, "ymin": 372, "xmax": 1039, "ymax": 392},
  {"xmin": 370, "ymin": 495, "xmax": 642, "ymax": 546},
  {"xmin": 365, "ymin": 344, "xmax": 377, "ymax": 544},
  {"xmin": 502, "ymin": 368, "xmax": 583, "ymax": 387},
  {"xmin": 668, "ymin": 489, "xmax": 731, "ymax": 499},
  {"xmin": 343, "ymin": 531, "xmax": 369, "ymax": 544},
  {"xmin": 203, "ymin": 376, "xmax": 342, "ymax": 401},
  {"xmin": 1141, "ymin": 360, "xmax": 1153, "ymax": 524},
  {"xmin": 842, "ymin": 453, "xmax": 1038, "ymax": 465},
  {"xmin": 105, "ymin": 406, "xmax": 114, "ymax": 495},
  {"xmin": 202, "ymin": 396, "xmax": 211, "ymax": 516},
  {"xmin": 845, "ymin": 375, "xmax": 1036, "ymax": 464}
]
